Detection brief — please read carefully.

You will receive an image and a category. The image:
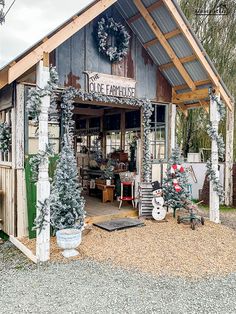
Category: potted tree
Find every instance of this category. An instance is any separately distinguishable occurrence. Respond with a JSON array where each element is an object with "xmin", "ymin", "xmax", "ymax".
[{"xmin": 50, "ymin": 132, "xmax": 85, "ymax": 258}]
